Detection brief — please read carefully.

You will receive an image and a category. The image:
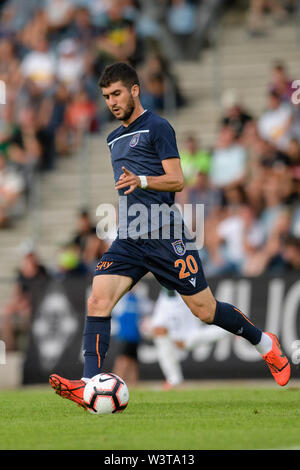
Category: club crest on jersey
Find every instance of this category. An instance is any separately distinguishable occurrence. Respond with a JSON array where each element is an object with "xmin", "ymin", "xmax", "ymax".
[
  {"xmin": 129, "ymin": 133, "xmax": 140, "ymax": 147},
  {"xmin": 172, "ymin": 240, "xmax": 186, "ymax": 256}
]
